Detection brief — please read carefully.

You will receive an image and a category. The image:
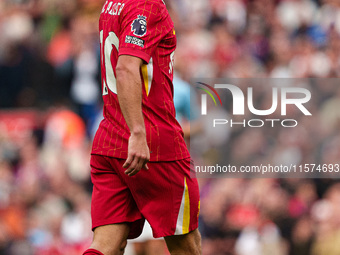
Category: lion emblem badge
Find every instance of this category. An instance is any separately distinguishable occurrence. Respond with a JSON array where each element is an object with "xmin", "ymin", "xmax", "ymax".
[{"xmin": 131, "ymin": 15, "xmax": 147, "ymax": 37}]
